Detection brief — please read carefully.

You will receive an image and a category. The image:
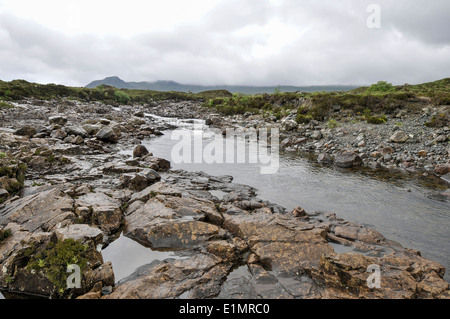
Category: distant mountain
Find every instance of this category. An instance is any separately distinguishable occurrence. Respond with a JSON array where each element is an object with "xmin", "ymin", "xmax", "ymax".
[{"xmin": 85, "ymin": 76, "xmax": 359, "ymax": 94}]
